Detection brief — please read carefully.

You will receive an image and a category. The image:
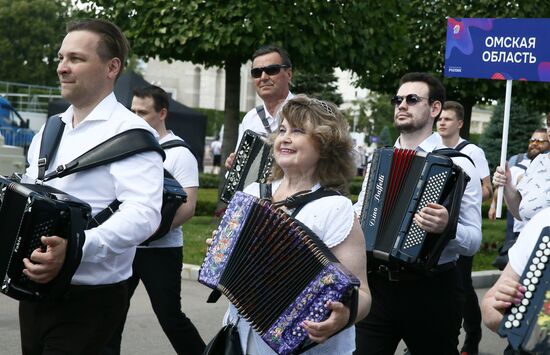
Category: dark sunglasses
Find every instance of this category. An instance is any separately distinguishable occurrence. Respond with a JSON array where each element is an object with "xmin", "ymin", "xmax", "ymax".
[
  {"xmin": 529, "ymin": 138, "xmax": 549, "ymax": 143},
  {"xmin": 390, "ymin": 94, "xmax": 431, "ymax": 106},
  {"xmin": 251, "ymin": 64, "xmax": 289, "ymax": 78}
]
